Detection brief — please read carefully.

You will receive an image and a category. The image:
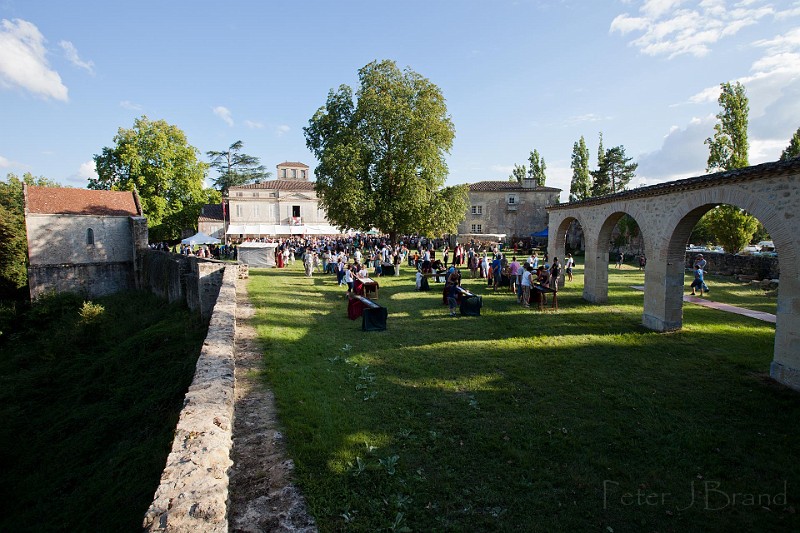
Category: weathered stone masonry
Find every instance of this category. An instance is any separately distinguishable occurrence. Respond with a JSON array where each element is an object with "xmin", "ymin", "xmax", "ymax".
[{"xmin": 547, "ymin": 159, "xmax": 800, "ymax": 392}]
